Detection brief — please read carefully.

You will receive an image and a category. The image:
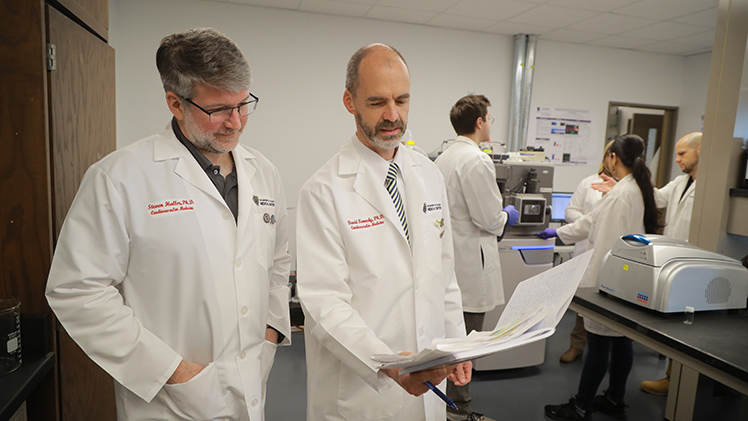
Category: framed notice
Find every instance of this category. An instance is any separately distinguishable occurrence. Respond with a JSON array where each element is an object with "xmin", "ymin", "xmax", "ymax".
[{"xmin": 527, "ymin": 107, "xmax": 592, "ymax": 165}]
